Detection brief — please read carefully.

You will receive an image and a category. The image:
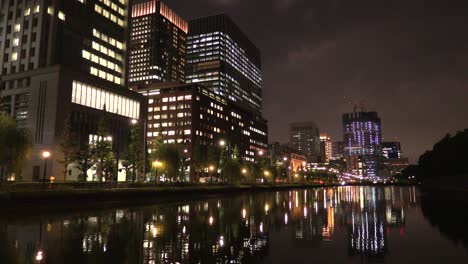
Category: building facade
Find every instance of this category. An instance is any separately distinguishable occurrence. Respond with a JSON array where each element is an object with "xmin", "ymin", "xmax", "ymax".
[
  {"xmin": 289, "ymin": 122, "xmax": 321, "ymax": 162},
  {"xmin": 139, "ymin": 82, "xmax": 268, "ymax": 178},
  {"xmin": 382, "ymin": 142, "xmax": 401, "ymax": 159},
  {"xmin": 320, "ymin": 133, "xmax": 332, "ymax": 162},
  {"xmin": 186, "ymin": 14, "xmax": 262, "ymax": 114},
  {"xmin": 332, "ymin": 141, "xmax": 345, "ymax": 159},
  {"xmin": 0, "ymin": 0, "xmax": 147, "ymax": 181},
  {"xmin": 342, "ymin": 110, "xmax": 382, "ymax": 177},
  {"xmin": 129, "ymin": 0, "xmax": 187, "ymax": 87}
]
